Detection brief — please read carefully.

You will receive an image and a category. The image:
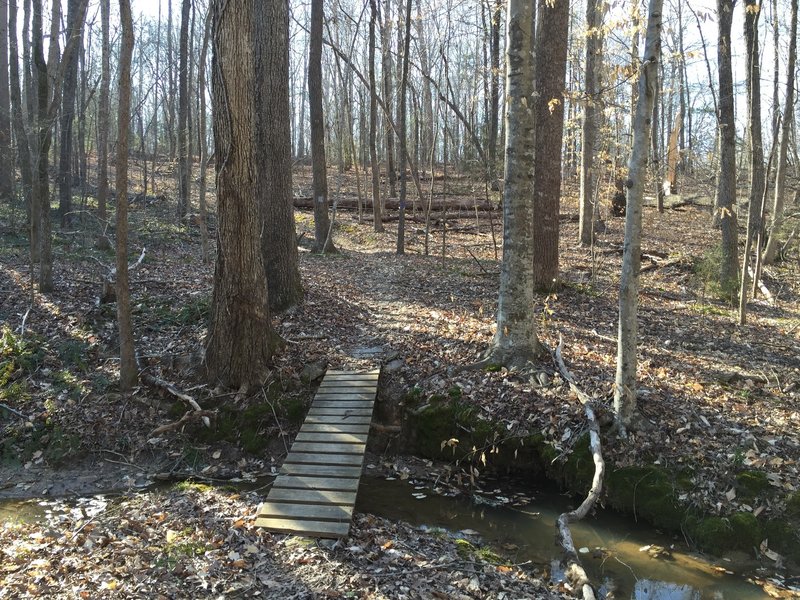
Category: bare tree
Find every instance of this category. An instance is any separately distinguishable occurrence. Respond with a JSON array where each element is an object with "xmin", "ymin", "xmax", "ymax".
[
  {"xmin": 97, "ymin": 0, "xmax": 110, "ymax": 228},
  {"xmin": 368, "ymin": 0, "xmax": 384, "ymax": 232},
  {"xmin": 764, "ymin": 0, "xmax": 797, "ymax": 264},
  {"xmin": 309, "ymin": 0, "xmax": 336, "ymax": 253},
  {"xmin": 578, "ymin": 0, "xmax": 603, "ymax": 246},
  {"xmin": 0, "ymin": 0, "xmax": 11, "ymax": 201},
  {"xmin": 206, "ymin": 0, "xmax": 280, "ymax": 388},
  {"xmin": 614, "ymin": 0, "xmax": 663, "ymax": 434},
  {"xmin": 177, "ymin": 0, "xmax": 191, "ymax": 220},
  {"xmin": 716, "ymin": 0, "xmax": 739, "ymax": 295},
  {"xmin": 531, "ymin": 0, "xmax": 569, "ymax": 290},
  {"xmin": 116, "ymin": 0, "xmax": 137, "ymax": 391},
  {"xmin": 396, "ymin": 0, "xmax": 413, "ymax": 255}
]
